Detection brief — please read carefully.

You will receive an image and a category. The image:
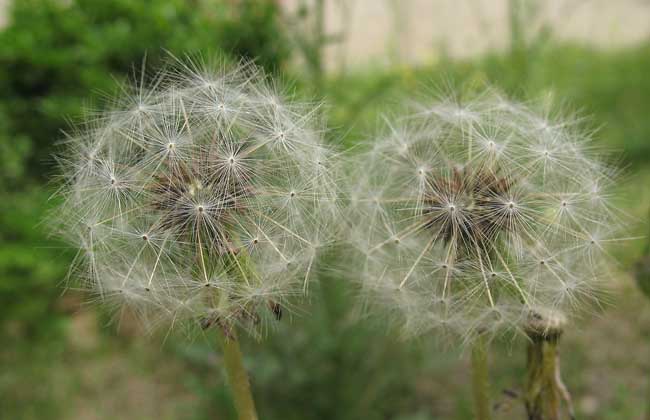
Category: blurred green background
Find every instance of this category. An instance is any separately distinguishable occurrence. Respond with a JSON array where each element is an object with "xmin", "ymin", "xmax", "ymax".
[{"xmin": 1, "ymin": 0, "xmax": 650, "ymax": 419}]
